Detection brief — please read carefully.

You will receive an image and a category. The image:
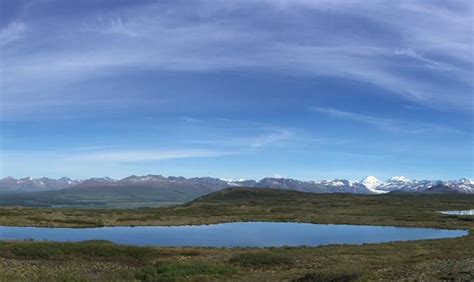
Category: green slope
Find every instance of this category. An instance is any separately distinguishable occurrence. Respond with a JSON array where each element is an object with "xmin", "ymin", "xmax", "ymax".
[{"xmin": 0, "ymin": 185, "xmax": 215, "ymax": 208}]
